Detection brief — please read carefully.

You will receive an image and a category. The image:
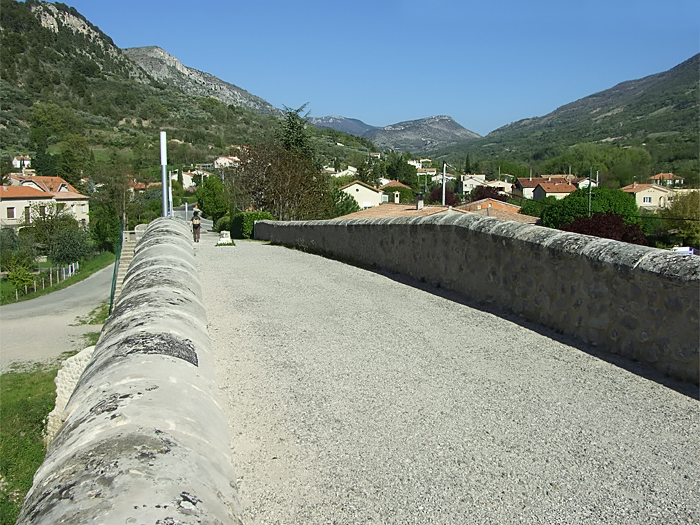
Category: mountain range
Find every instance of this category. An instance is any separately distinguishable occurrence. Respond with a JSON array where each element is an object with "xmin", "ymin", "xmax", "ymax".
[
  {"xmin": 0, "ymin": 0, "xmax": 697, "ymax": 167},
  {"xmin": 308, "ymin": 115, "xmax": 481, "ymax": 153},
  {"xmin": 122, "ymin": 46, "xmax": 482, "ymax": 153}
]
